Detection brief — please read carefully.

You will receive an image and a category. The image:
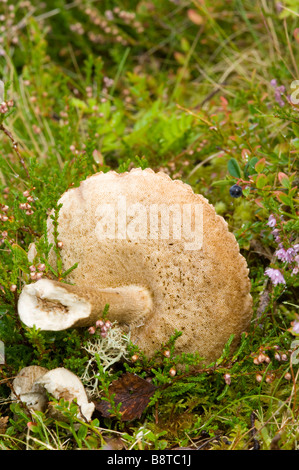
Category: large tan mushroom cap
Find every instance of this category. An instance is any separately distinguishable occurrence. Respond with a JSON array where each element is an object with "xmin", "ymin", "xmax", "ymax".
[{"xmin": 21, "ymin": 168, "xmax": 253, "ymax": 363}]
